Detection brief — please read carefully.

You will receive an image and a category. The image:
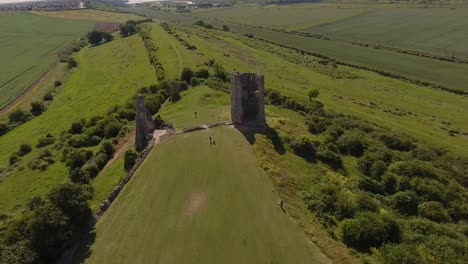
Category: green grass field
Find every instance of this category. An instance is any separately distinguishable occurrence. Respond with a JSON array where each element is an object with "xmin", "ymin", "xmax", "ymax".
[
  {"xmin": 305, "ymin": 6, "xmax": 468, "ymax": 57},
  {"xmin": 0, "ymin": 33, "xmax": 155, "ymax": 214},
  {"xmin": 32, "ymin": 9, "xmax": 144, "ymax": 23},
  {"xmin": 0, "ymin": 12, "xmax": 93, "ymax": 108},
  {"xmin": 87, "ymin": 125, "xmax": 330, "ymax": 264}
]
